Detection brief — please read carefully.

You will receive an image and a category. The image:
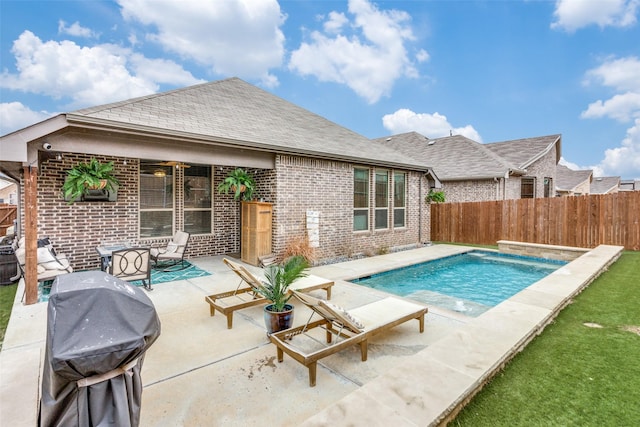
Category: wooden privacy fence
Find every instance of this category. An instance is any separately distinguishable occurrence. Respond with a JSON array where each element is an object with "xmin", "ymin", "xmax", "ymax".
[
  {"xmin": 431, "ymin": 191, "xmax": 640, "ymax": 251},
  {"xmin": 0, "ymin": 204, "xmax": 17, "ymax": 237}
]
